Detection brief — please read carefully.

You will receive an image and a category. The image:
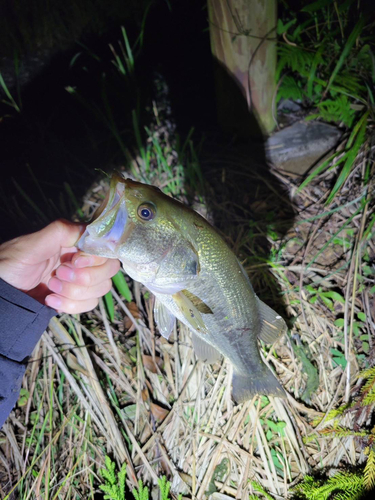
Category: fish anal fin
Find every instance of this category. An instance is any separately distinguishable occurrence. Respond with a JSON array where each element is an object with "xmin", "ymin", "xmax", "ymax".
[
  {"xmin": 232, "ymin": 370, "xmax": 286, "ymax": 403},
  {"xmin": 182, "ymin": 290, "xmax": 213, "ymax": 314},
  {"xmin": 257, "ymin": 299, "xmax": 287, "ymax": 344},
  {"xmin": 154, "ymin": 298, "xmax": 176, "ymax": 339},
  {"xmin": 172, "ymin": 292, "xmax": 208, "ymax": 334},
  {"xmin": 192, "ymin": 333, "xmax": 221, "ymax": 364}
]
